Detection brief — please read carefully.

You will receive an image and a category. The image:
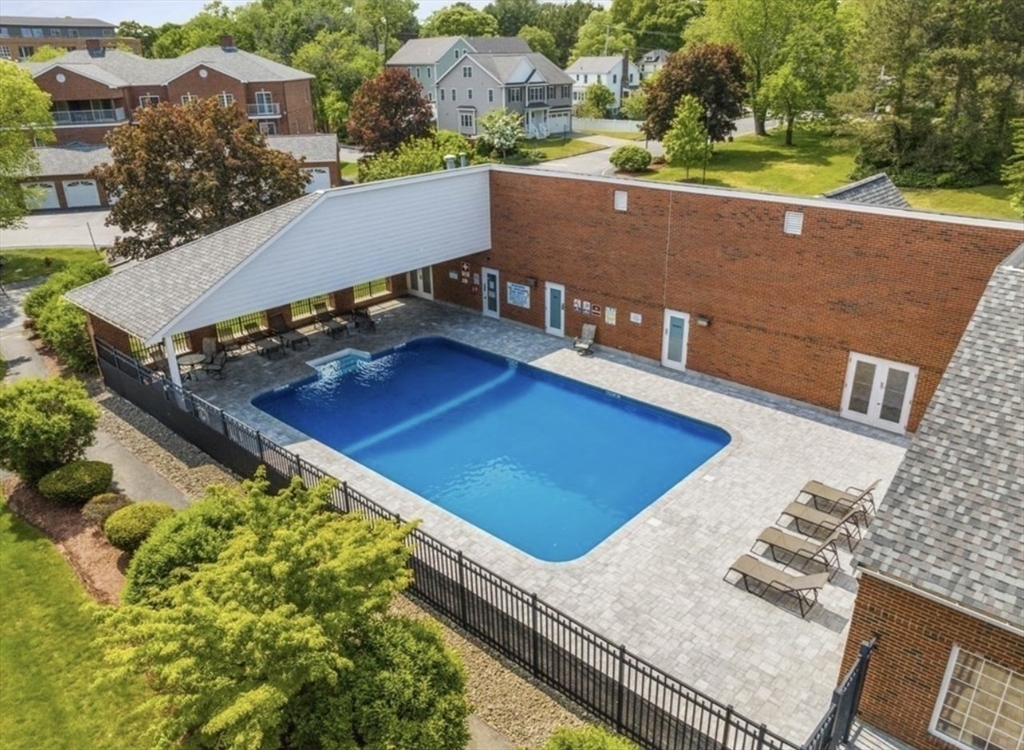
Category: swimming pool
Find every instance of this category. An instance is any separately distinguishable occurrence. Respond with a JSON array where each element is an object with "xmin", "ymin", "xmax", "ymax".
[{"xmin": 253, "ymin": 338, "xmax": 730, "ymax": 561}]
